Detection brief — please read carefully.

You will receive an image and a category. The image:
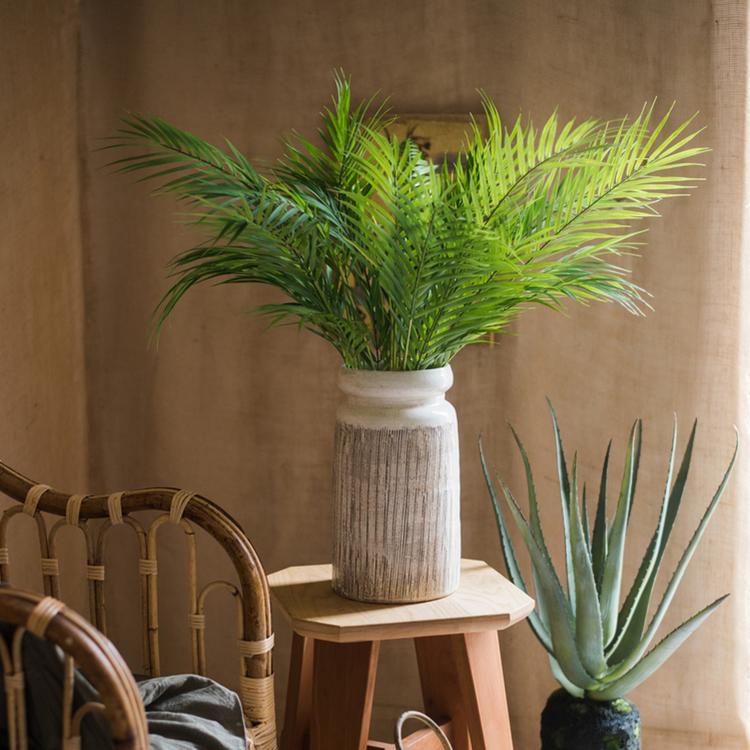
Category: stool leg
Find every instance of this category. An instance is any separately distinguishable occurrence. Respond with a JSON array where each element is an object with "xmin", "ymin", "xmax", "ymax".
[
  {"xmin": 453, "ymin": 631, "xmax": 514, "ymax": 750},
  {"xmin": 415, "ymin": 636, "xmax": 471, "ymax": 750},
  {"xmin": 282, "ymin": 633, "xmax": 314, "ymax": 750},
  {"xmin": 311, "ymin": 639, "xmax": 380, "ymax": 750},
  {"xmin": 415, "ymin": 632, "xmax": 514, "ymax": 750}
]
